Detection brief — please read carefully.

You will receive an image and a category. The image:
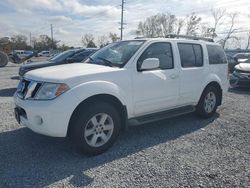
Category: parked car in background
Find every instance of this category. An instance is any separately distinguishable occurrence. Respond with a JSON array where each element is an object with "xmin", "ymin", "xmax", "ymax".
[
  {"xmin": 233, "ymin": 53, "xmax": 250, "ymax": 63},
  {"xmin": 14, "ymin": 38, "xmax": 228, "ymax": 155},
  {"xmin": 230, "ymin": 61, "xmax": 250, "ymax": 88},
  {"xmin": 38, "ymin": 51, "xmax": 50, "ymax": 57},
  {"xmin": 14, "ymin": 50, "xmax": 33, "ymax": 58},
  {"xmin": 227, "ymin": 55, "xmax": 238, "ymax": 73},
  {"xmin": 19, "ymin": 48, "xmax": 98, "ymax": 77}
]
